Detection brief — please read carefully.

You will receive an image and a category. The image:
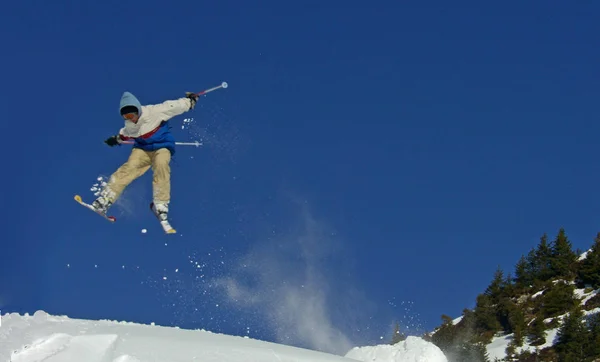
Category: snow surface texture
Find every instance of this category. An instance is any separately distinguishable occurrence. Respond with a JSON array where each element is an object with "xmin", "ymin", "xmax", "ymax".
[
  {"xmin": 346, "ymin": 337, "xmax": 447, "ymax": 362},
  {"xmin": 1, "ymin": 311, "xmax": 447, "ymax": 362}
]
